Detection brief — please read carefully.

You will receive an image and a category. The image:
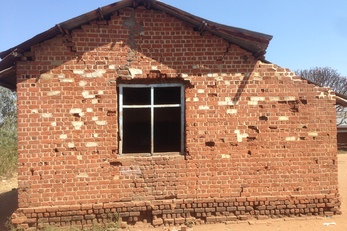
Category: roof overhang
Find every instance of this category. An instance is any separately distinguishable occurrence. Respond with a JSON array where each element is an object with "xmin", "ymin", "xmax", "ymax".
[
  {"xmin": 0, "ymin": 0, "xmax": 272, "ymax": 90},
  {"xmin": 337, "ymin": 125, "xmax": 347, "ymax": 133},
  {"xmin": 0, "ymin": 66, "xmax": 16, "ymax": 90},
  {"xmin": 336, "ymin": 93, "xmax": 347, "ymax": 107},
  {"xmin": 300, "ymin": 77, "xmax": 347, "ymax": 107}
]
